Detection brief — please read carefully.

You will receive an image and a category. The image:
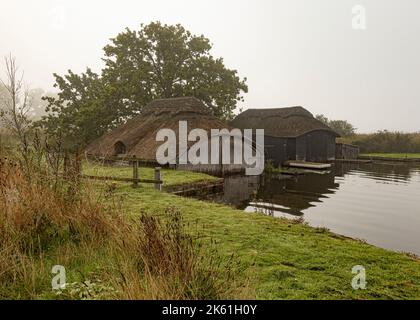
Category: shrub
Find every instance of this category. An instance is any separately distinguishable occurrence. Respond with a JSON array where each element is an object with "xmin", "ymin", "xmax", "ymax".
[{"xmin": 339, "ymin": 131, "xmax": 420, "ymax": 153}]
